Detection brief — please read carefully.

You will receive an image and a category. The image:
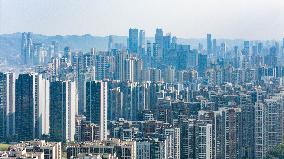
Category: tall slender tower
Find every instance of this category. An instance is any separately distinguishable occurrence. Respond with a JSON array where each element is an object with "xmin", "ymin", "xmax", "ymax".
[
  {"xmin": 155, "ymin": 28, "xmax": 163, "ymax": 60},
  {"xmin": 85, "ymin": 81, "xmax": 108, "ymax": 140},
  {"xmin": 108, "ymin": 35, "xmax": 113, "ymax": 51},
  {"xmin": 207, "ymin": 34, "xmax": 212, "ymax": 55},
  {"xmin": 21, "ymin": 32, "xmax": 33, "ymax": 65},
  {"xmin": 128, "ymin": 28, "xmax": 139, "ymax": 53},
  {"xmin": 50, "ymin": 80, "xmax": 77, "ymax": 142},
  {"xmin": 139, "ymin": 30, "xmax": 145, "ymax": 55},
  {"xmin": 0, "ymin": 72, "xmax": 15, "ymax": 141}
]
